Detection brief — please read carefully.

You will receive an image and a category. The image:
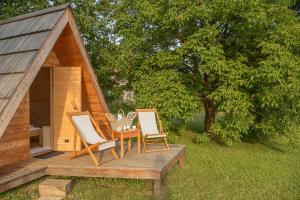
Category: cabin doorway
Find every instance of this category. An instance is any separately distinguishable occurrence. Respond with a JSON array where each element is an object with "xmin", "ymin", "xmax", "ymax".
[
  {"xmin": 29, "ymin": 68, "xmax": 52, "ymax": 156},
  {"xmin": 29, "ymin": 66, "xmax": 82, "ymax": 156}
]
